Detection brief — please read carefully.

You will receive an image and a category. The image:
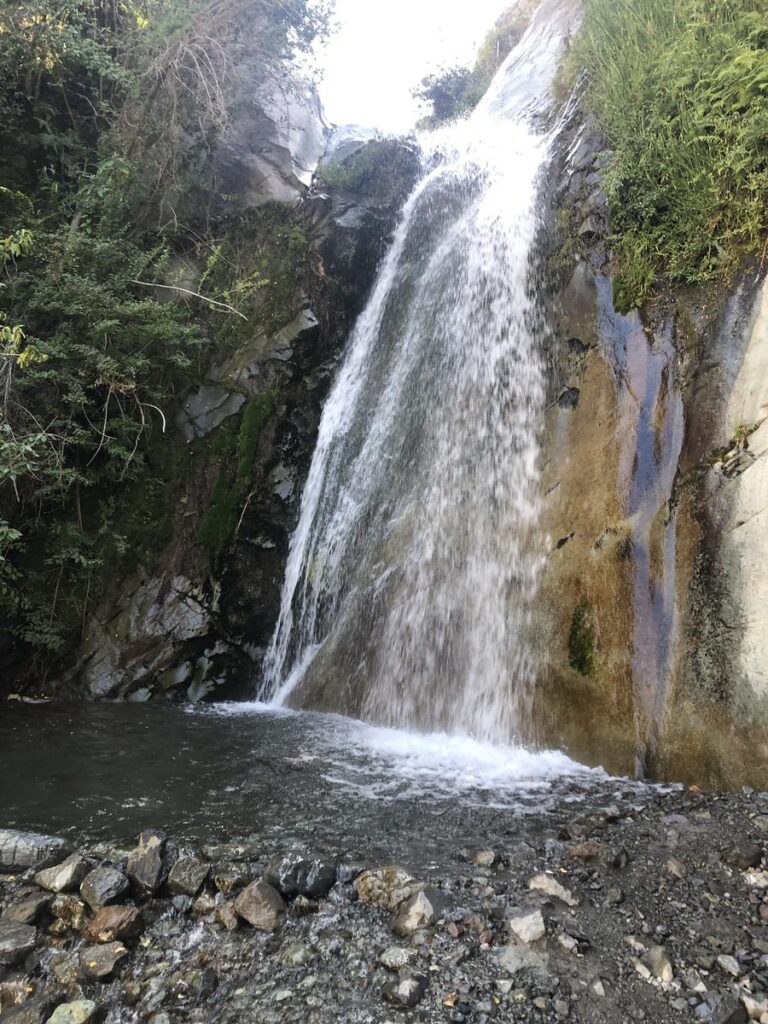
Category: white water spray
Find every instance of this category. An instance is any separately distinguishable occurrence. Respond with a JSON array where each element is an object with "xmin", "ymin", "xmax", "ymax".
[{"xmin": 262, "ymin": 0, "xmax": 581, "ymax": 743}]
